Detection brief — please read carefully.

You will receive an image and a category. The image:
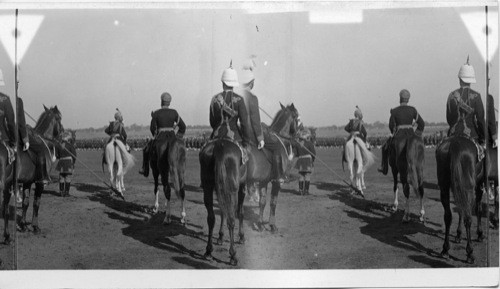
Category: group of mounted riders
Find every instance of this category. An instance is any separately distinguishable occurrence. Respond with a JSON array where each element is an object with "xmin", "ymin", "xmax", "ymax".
[
  {"xmin": 344, "ymin": 57, "xmax": 497, "ymax": 180},
  {"xmin": 0, "ymin": 68, "xmax": 76, "ymax": 199}
]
